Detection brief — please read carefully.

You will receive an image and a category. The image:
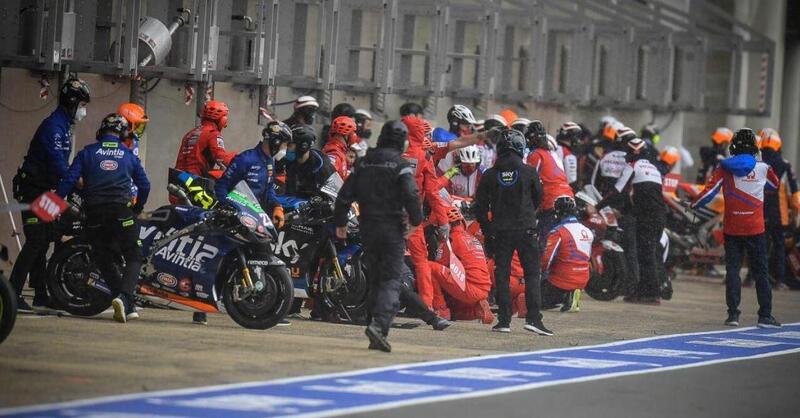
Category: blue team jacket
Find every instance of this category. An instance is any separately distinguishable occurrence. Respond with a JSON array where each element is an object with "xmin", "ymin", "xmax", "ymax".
[
  {"xmin": 56, "ymin": 135, "xmax": 150, "ymax": 208},
  {"xmin": 20, "ymin": 106, "xmax": 73, "ymax": 189},
  {"xmin": 214, "ymin": 143, "xmax": 278, "ymax": 211}
]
